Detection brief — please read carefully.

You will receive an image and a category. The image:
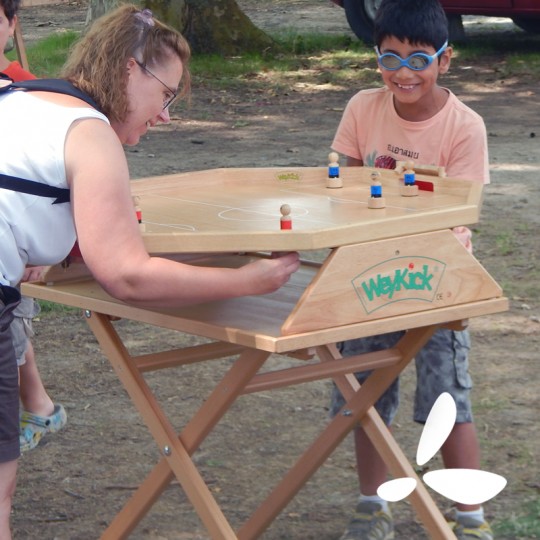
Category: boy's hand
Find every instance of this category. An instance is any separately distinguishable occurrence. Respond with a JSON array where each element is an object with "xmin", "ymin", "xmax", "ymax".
[{"xmin": 21, "ymin": 266, "xmax": 46, "ymax": 282}]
